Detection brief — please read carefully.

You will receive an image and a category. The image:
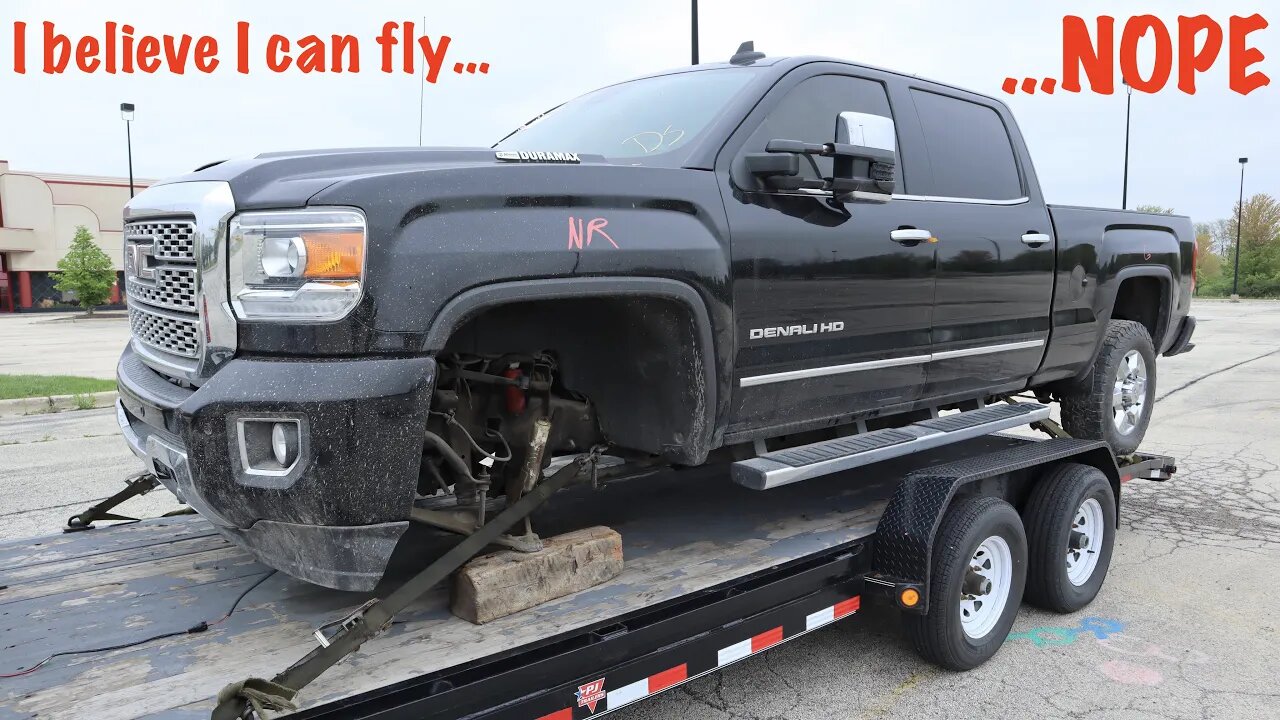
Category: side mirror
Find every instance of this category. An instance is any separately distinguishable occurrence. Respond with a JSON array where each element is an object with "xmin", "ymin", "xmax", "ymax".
[
  {"xmin": 831, "ymin": 112, "xmax": 897, "ymax": 202},
  {"xmin": 745, "ymin": 152, "xmax": 800, "ymax": 178},
  {"xmin": 745, "ymin": 148, "xmax": 826, "ymax": 191}
]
